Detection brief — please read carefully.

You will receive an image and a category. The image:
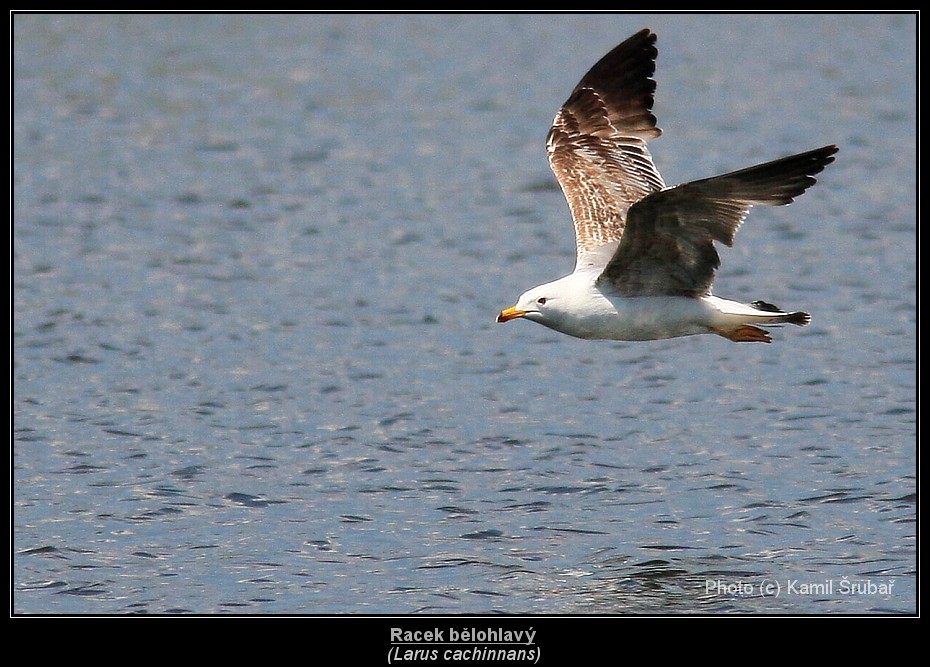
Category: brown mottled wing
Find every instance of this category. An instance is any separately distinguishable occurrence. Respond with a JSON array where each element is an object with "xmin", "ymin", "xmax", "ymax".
[
  {"xmin": 547, "ymin": 29, "xmax": 666, "ymax": 271},
  {"xmin": 597, "ymin": 145, "xmax": 839, "ymax": 297}
]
